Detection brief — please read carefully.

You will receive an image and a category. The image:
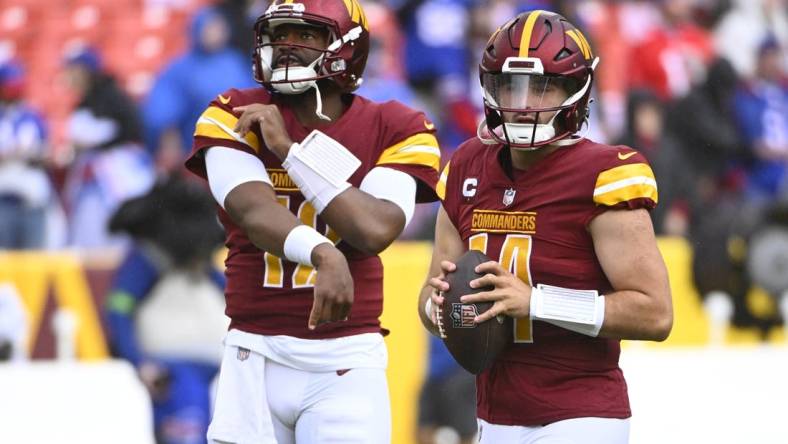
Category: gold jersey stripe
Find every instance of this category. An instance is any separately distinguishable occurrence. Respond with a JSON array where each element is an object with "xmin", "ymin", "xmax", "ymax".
[
  {"xmin": 194, "ymin": 106, "xmax": 260, "ymax": 152},
  {"xmin": 436, "ymin": 161, "xmax": 451, "ymax": 200},
  {"xmin": 594, "ymin": 163, "xmax": 658, "ymax": 205},
  {"xmin": 593, "ymin": 180, "xmax": 658, "ymax": 206},
  {"xmin": 519, "ymin": 10, "xmax": 544, "ymax": 57},
  {"xmin": 202, "ymin": 106, "xmax": 238, "ymax": 129},
  {"xmin": 377, "ymin": 133, "xmax": 440, "ymax": 171},
  {"xmin": 595, "ymin": 163, "xmax": 655, "ymax": 189}
]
